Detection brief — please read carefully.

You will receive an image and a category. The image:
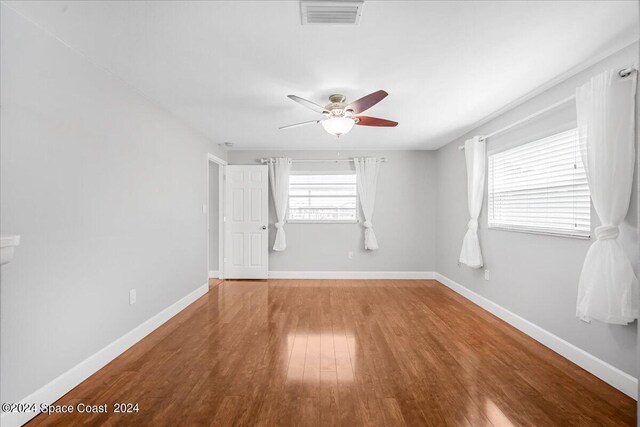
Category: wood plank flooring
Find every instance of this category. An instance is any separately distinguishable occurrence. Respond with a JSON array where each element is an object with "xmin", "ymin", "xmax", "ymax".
[{"xmin": 27, "ymin": 279, "xmax": 635, "ymax": 426}]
